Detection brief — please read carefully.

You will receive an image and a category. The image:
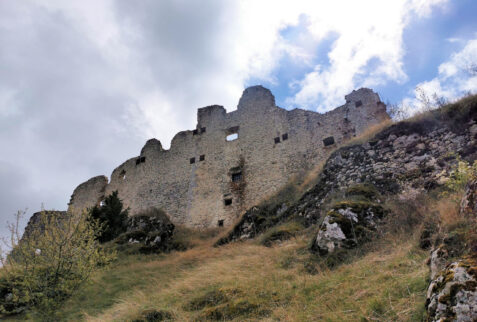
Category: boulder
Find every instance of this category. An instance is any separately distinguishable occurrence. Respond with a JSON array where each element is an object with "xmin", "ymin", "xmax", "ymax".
[
  {"xmin": 310, "ymin": 201, "xmax": 387, "ymax": 255},
  {"xmin": 116, "ymin": 208, "xmax": 174, "ymax": 253},
  {"xmin": 426, "ymin": 258, "xmax": 477, "ymax": 322}
]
